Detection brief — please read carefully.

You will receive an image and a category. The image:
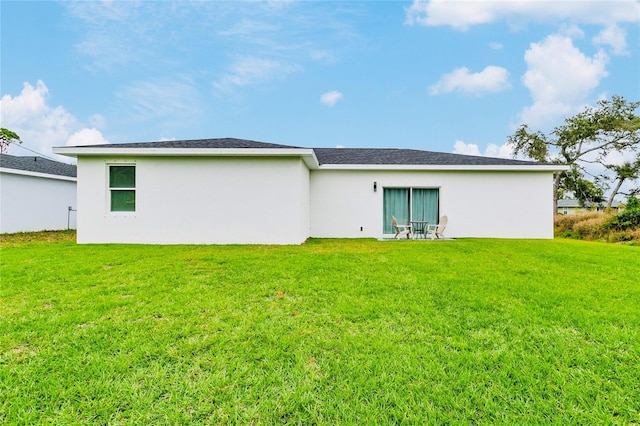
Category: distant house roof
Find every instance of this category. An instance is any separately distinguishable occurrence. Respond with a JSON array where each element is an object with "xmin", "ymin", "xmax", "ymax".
[
  {"xmin": 558, "ymin": 199, "xmax": 620, "ymax": 208},
  {"xmin": 0, "ymin": 154, "xmax": 77, "ymax": 178},
  {"xmin": 558, "ymin": 199, "xmax": 582, "ymax": 208},
  {"xmin": 53, "ymin": 138, "xmax": 563, "ymax": 170}
]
